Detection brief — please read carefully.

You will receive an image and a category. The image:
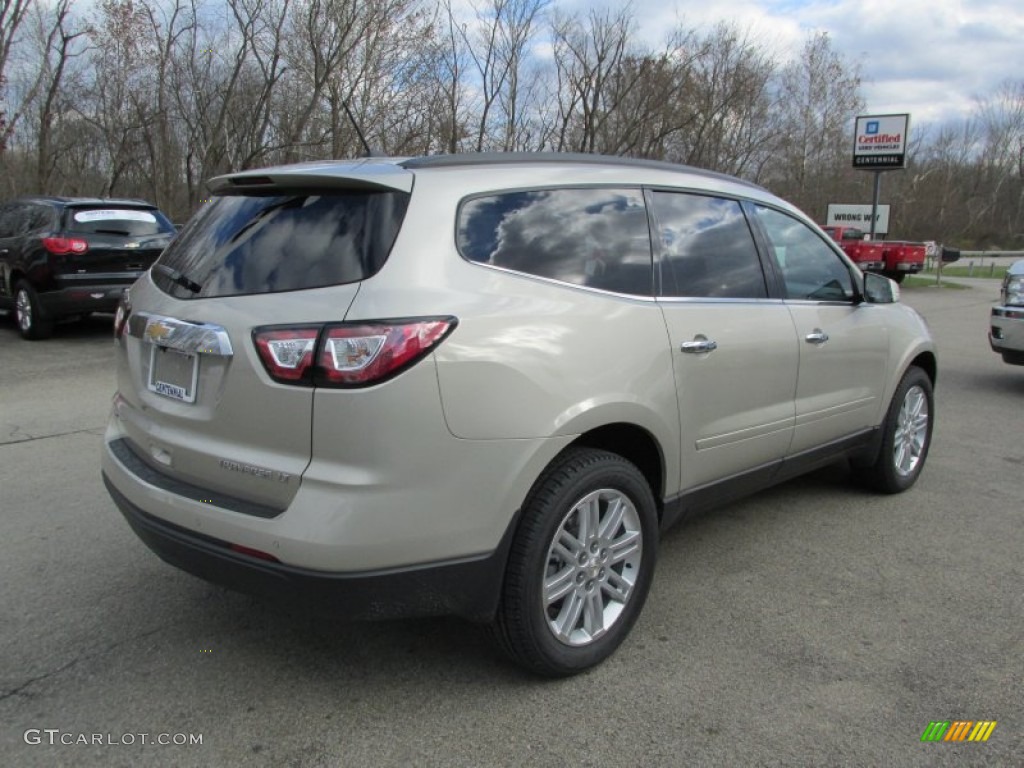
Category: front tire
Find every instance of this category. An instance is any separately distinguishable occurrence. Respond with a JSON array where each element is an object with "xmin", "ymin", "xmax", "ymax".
[
  {"xmin": 14, "ymin": 280, "xmax": 54, "ymax": 340},
  {"xmin": 857, "ymin": 366, "xmax": 933, "ymax": 493},
  {"xmin": 492, "ymin": 447, "xmax": 658, "ymax": 677}
]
